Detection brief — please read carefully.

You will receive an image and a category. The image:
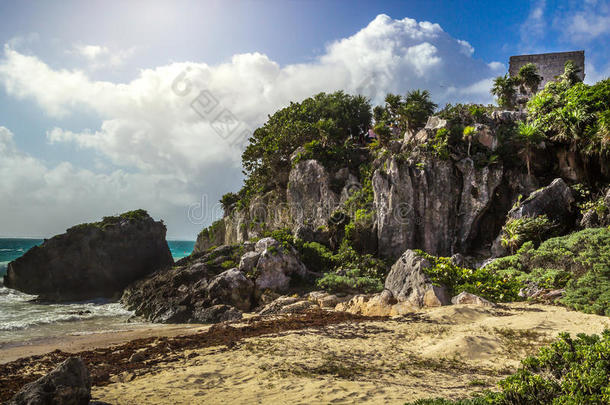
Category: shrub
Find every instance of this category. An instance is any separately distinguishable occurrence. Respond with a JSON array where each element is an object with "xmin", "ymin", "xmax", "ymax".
[
  {"xmin": 406, "ymin": 330, "xmax": 610, "ymax": 405},
  {"xmin": 500, "ymin": 215, "xmax": 557, "ymax": 253},
  {"xmin": 488, "ymin": 227, "xmax": 610, "ymax": 315},
  {"xmin": 416, "ymin": 251, "xmax": 521, "ymax": 302}
]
